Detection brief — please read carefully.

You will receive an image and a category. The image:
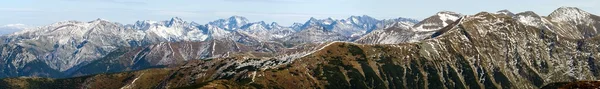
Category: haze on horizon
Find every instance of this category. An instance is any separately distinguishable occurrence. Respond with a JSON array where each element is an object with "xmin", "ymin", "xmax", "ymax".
[{"xmin": 0, "ymin": 0, "xmax": 598, "ymax": 34}]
